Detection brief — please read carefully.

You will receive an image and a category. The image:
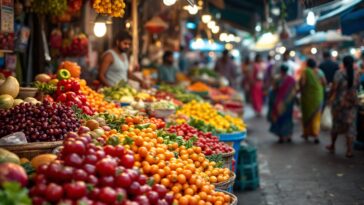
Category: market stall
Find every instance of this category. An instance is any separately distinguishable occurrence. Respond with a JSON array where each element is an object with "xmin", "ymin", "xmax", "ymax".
[{"xmin": 0, "ymin": 58, "xmax": 246, "ymax": 204}]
